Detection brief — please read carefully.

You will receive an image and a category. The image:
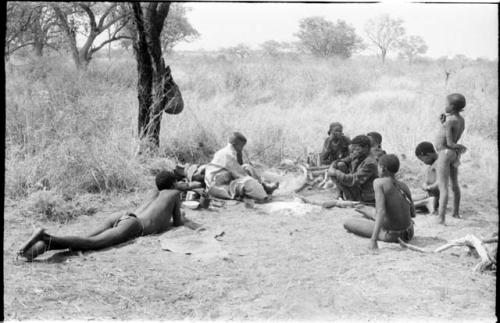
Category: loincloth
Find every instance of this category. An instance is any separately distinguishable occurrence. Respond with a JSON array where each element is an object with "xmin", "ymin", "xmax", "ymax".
[
  {"xmin": 381, "ymin": 221, "xmax": 414, "ymax": 243},
  {"xmin": 113, "ymin": 213, "xmax": 144, "ymax": 236}
]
